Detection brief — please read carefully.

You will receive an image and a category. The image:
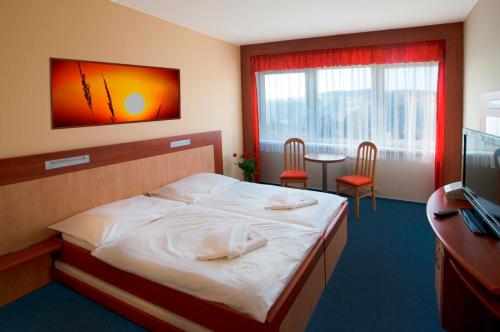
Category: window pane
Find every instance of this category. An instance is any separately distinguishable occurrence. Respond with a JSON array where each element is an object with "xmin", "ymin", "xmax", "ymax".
[
  {"xmin": 383, "ymin": 63, "xmax": 438, "ymax": 149},
  {"xmin": 257, "ymin": 62, "xmax": 439, "ymax": 162},
  {"xmin": 259, "ymin": 72, "xmax": 307, "ymax": 141},
  {"xmin": 316, "ymin": 67, "xmax": 372, "ymax": 143}
]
